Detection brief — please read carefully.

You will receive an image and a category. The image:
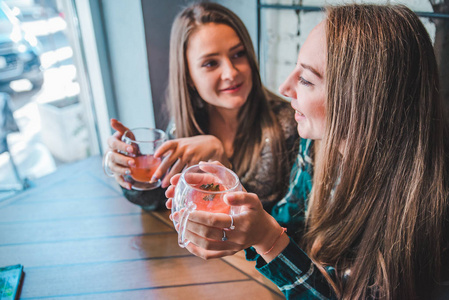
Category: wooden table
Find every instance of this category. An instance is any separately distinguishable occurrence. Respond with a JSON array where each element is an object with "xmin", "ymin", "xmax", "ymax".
[{"xmin": 0, "ymin": 155, "xmax": 284, "ymax": 299}]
